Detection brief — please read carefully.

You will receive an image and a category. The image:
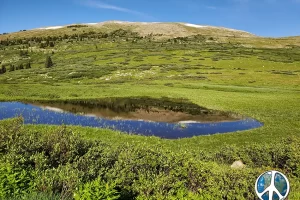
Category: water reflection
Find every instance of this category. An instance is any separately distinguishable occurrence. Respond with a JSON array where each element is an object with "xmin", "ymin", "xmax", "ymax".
[
  {"xmin": 27, "ymin": 99, "xmax": 238, "ymax": 123},
  {"xmin": 0, "ymin": 101, "xmax": 263, "ymax": 139}
]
